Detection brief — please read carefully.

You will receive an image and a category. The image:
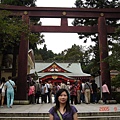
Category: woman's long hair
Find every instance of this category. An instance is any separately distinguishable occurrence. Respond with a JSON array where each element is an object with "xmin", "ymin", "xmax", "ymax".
[
  {"xmin": 1, "ymin": 77, "xmax": 5, "ymax": 83},
  {"xmin": 54, "ymin": 88, "xmax": 71, "ymax": 112}
]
